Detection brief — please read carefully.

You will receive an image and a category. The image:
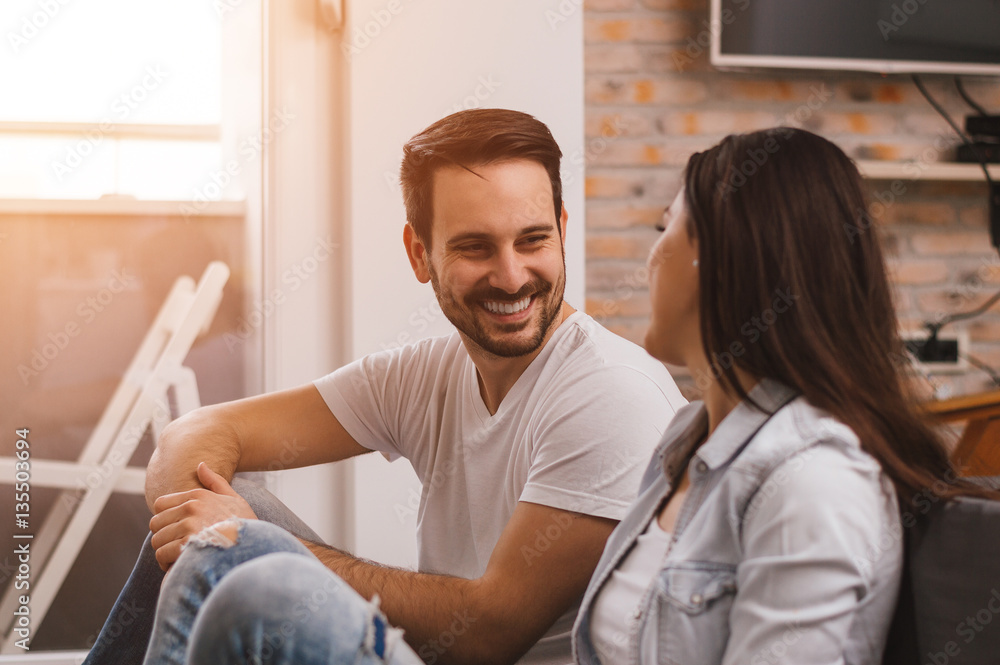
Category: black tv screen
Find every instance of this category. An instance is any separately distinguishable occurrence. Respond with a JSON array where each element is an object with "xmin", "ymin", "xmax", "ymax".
[{"xmin": 712, "ymin": 0, "xmax": 1000, "ymax": 75}]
